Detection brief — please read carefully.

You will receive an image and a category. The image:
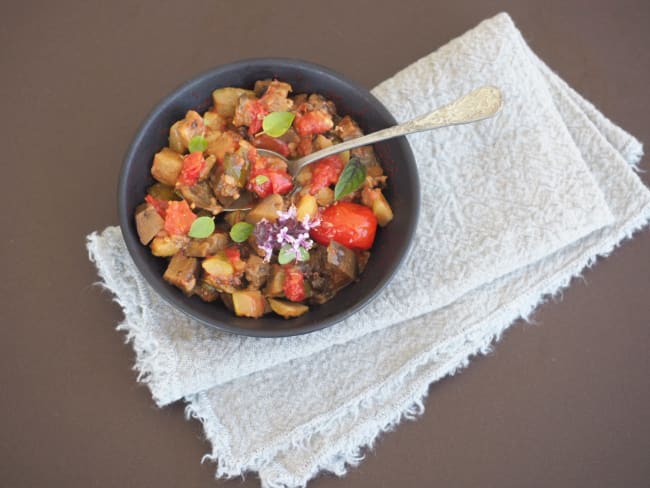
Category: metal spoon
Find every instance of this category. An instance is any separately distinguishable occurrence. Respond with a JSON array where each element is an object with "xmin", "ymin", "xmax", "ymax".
[{"xmin": 222, "ymin": 85, "xmax": 503, "ymax": 210}]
